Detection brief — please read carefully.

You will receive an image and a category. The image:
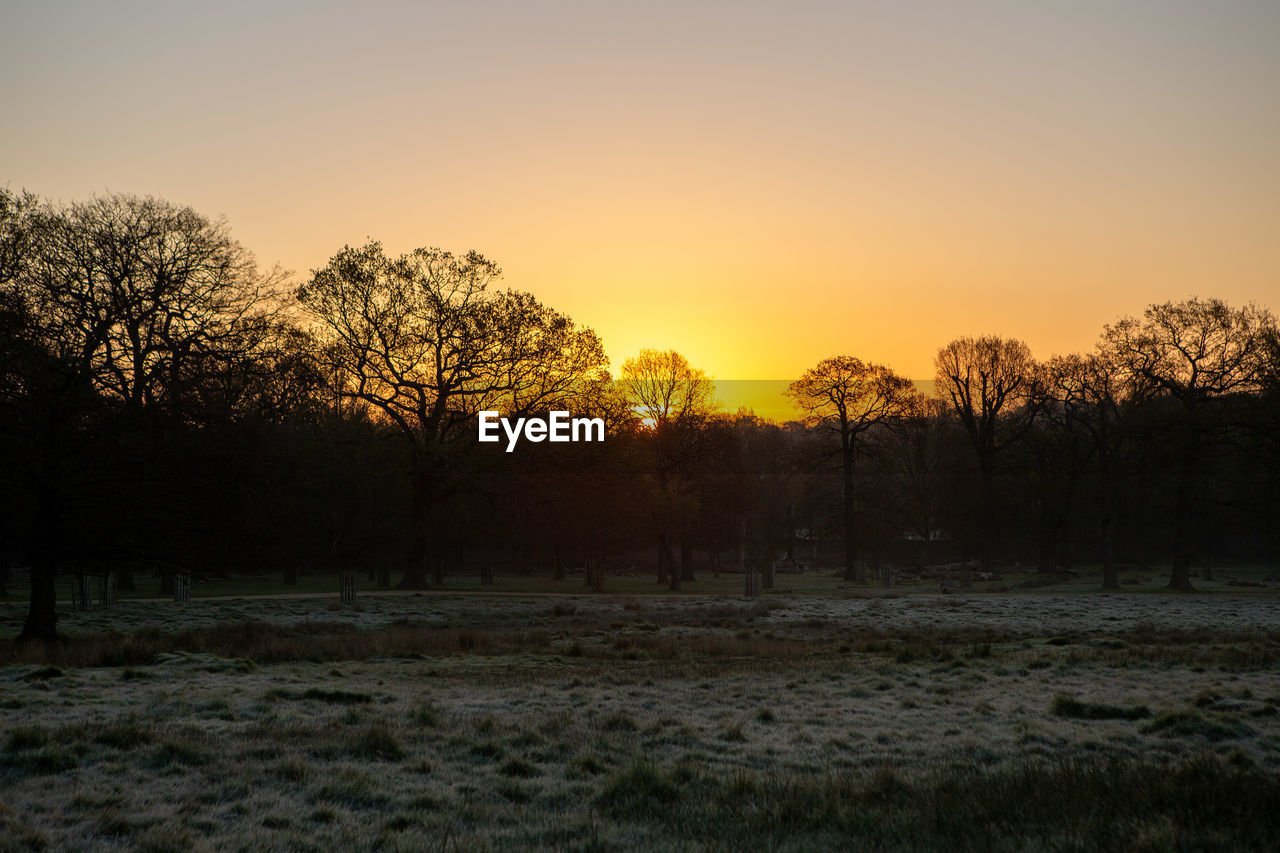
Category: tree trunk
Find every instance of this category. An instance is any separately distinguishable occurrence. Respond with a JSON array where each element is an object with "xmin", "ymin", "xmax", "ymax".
[
  {"xmin": 785, "ymin": 505, "xmax": 796, "ymax": 563},
  {"xmin": 660, "ymin": 532, "xmax": 679, "ymax": 591},
  {"xmin": 1037, "ymin": 534, "xmax": 1055, "ymax": 574},
  {"xmin": 841, "ymin": 434, "xmax": 858, "ymax": 583},
  {"xmin": 656, "ymin": 531, "xmax": 670, "ymax": 584},
  {"xmin": 1100, "ymin": 493, "xmax": 1119, "ymax": 590},
  {"xmin": 400, "ymin": 470, "xmax": 433, "ymax": 589},
  {"xmin": 679, "ymin": 540, "xmax": 695, "ymax": 582},
  {"xmin": 972, "ymin": 452, "xmax": 996, "ymax": 585},
  {"xmin": 1166, "ymin": 429, "xmax": 1198, "ymax": 592},
  {"xmin": 19, "ymin": 547, "xmax": 57, "ymax": 641}
]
